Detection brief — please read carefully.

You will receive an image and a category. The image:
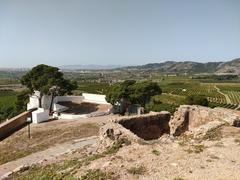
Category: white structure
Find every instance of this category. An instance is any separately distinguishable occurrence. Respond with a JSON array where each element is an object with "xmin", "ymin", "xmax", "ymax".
[
  {"xmin": 53, "ymin": 96, "xmax": 84, "ymax": 104},
  {"xmin": 27, "ymin": 91, "xmax": 40, "ymax": 110},
  {"xmin": 28, "ymin": 91, "xmax": 110, "ymax": 123},
  {"xmin": 82, "ymin": 93, "xmax": 109, "ymax": 104},
  {"xmin": 32, "ymin": 108, "xmax": 49, "ymax": 123},
  {"xmin": 53, "ymin": 103, "xmax": 68, "ymax": 113}
]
